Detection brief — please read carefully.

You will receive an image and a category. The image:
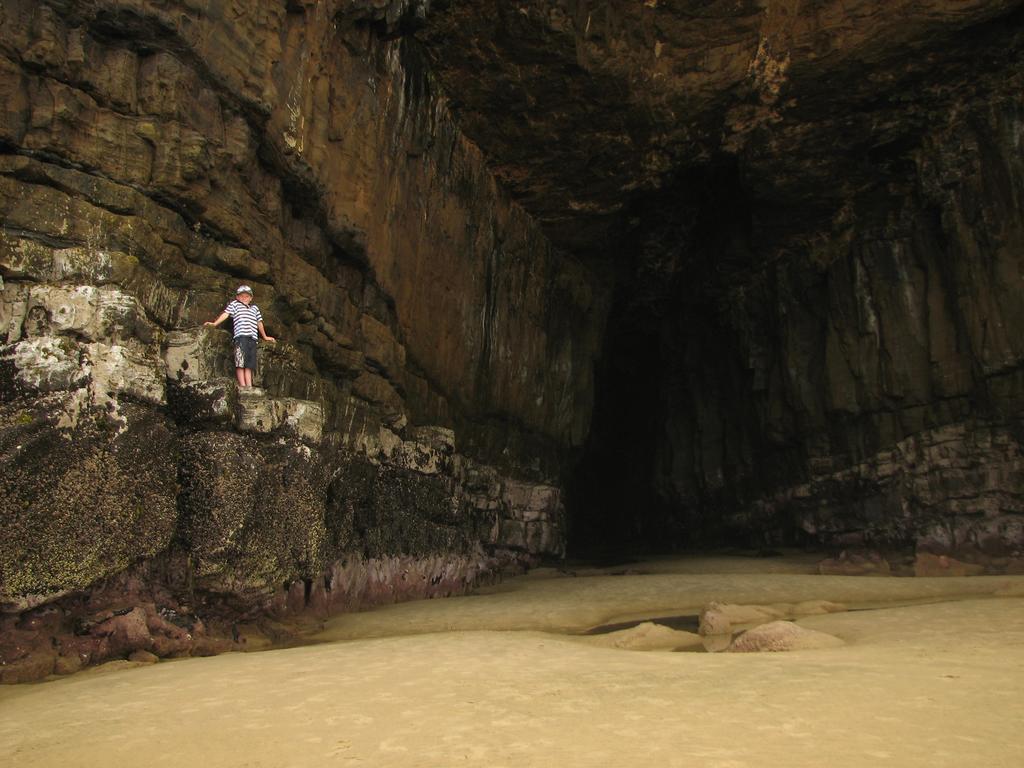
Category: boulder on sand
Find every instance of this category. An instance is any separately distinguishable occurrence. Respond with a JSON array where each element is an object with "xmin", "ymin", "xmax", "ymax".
[
  {"xmin": 699, "ymin": 602, "xmax": 784, "ymax": 636},
  {"xmin": 128, "ymin": 649, "xmax": 159, "ymax": 664},
  {"xmin": 592, "ymin": 622, "xmax": 703, "ymax": 651},
  {"xmin": 728, "ymin": 621, "xmax": 844, "ymax": 653},
  {"xmin": 91, "ymin": 607, "xmax": 153, "ymax": 657}
]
